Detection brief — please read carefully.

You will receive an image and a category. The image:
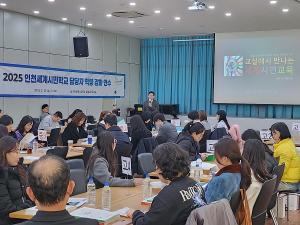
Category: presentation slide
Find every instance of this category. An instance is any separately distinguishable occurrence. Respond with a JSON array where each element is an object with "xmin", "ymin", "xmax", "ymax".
[{"xmin": 214, "ymin": 30, "xmax": 300, "ymax": 105}]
